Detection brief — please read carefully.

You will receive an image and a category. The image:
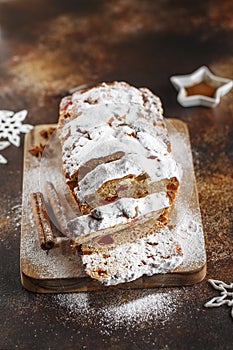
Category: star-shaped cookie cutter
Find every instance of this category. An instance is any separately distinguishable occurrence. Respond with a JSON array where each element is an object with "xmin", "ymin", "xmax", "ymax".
[{"xmin": 170, "ymin": 66, "xmax": 233, "ymax": 107}]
